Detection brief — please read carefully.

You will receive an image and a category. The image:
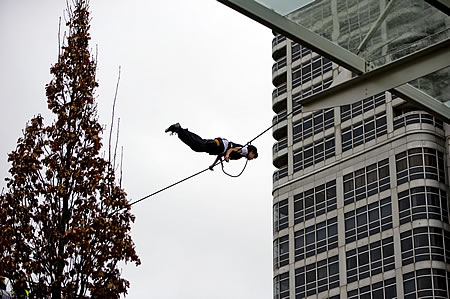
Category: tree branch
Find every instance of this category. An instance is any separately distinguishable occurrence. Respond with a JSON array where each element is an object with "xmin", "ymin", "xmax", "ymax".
[{"xmin": 108, "ymin": 66, "xmax": 121, "ymax": 163}]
